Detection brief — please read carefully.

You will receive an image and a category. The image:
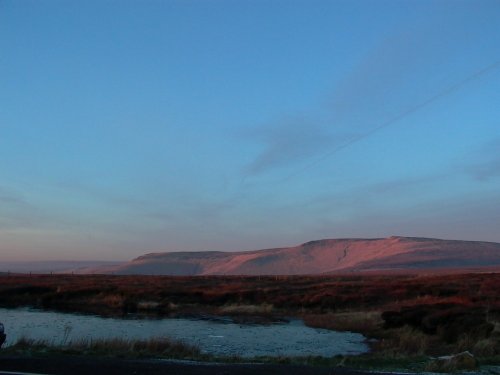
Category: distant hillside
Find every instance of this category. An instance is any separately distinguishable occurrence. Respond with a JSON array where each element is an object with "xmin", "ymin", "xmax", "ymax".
[{"xmin": 82, "ymin": 236, "xmax": 500, "ymax": 275}]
